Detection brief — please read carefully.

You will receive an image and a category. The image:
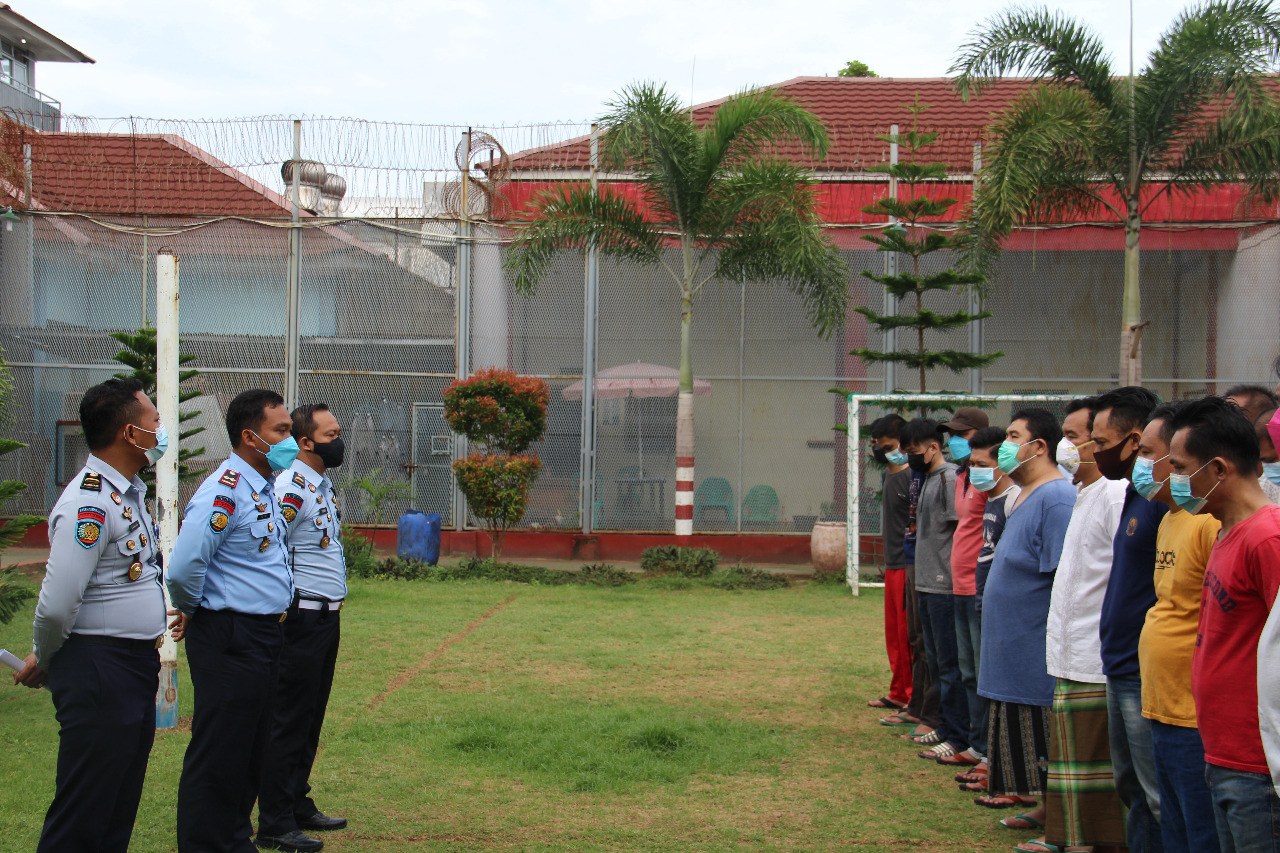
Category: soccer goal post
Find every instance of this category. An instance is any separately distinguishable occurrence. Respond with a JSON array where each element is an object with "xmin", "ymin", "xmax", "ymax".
[{"xmin": 844, "ymin": 393, "xmax": 1082, "ymax": 595}]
